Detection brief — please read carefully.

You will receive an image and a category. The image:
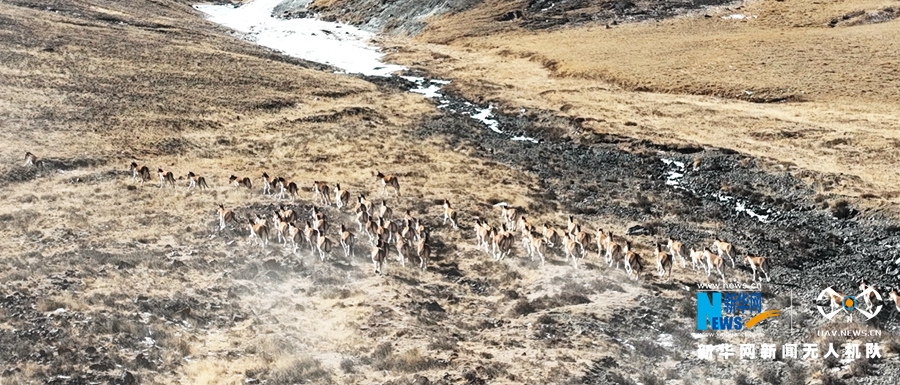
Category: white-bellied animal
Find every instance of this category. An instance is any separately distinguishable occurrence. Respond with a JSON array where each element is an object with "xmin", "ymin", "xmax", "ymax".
[
  {"xmin": 287, "ymin": 221, "xmax": 302, "ymax": 252},
  {"xmin": 543, "ymin": 225, "xmax": 561, "ymax": 248},
  {"xmin": 395, "ymin": 234, "xmax": 409, "ymax": 267},
  {"xmin": 216, "ymin": 204, "xmax": 236, "ymax": 230},
  {"xmin": 704, "ymin": 248, "xmax": 725, "ymax": 284},
  {"xmin": 563, "ymin": 233, "xmax": 579, "ymax": 269},
  {"xmin": 130, "ymin": 162, "xmax": 151, "ymax": 186},
  {"xmin": 491, "ymin": 226, "xmax": 514, "ymax": 261},
  {"xmin": 572, "ymin": 225, "xmax": 591, "ymax": 257},
  {"xmin": 372, "ymin": 240, "xmax": 388, "ymax": 274},
  {"xmin": 415, "ymin": 231, "xmax": 431, "ymax": 271},
  {"xmin": 157, "ymin": 168, "xmax": 175, "ymax": 188},
  {"xmin": 378, "ymin": 200, "xmax": 392, "ymax": 221},
  {"xmin": 667, "ymin": 238, "xmax": 686, "ymax": 269},
  {"xmin": 655, "ymin": 244, "xmax": 673, "ymax": 277},
  {"xmin": 187, "ymin": 172, "xmax": 209, "ymax": 190},
  {"xmin": 24, "ymin": 151, "xmax": 38, "ymax": 167},
  {"xmin": 858, "ymin": 279, "xmax": 880, "ymax": 312},
  {"xmin": 340, "ymin": 224, "xmax": 355, "ymax": 257},
  {"xmin": 595, "ymin": 228, "xmax": 609, "ymax": 259},
  {"xmin": 335, "ymin": 184, "xmax": 350, "ymax": 208},
  {"xmin": 442, "ymin": 199, "xmax": 459, "ymax": 230},
  {"xmin": 714, "ymin": 238, "xmax": 736, "ymax": 268},
  {"xmin": 313, "ymin": 181, "xmax": 331, "ymax": 205},
  {"xmin": 315, "ymin": 229, "xmax": 333, "ymax": 261},
  {"xmin": 495, "ymin": 203, "xmax": 521, "ymax": 229},
  {"xmin": 625, "ymin": 248, "xmax": 644, "ymax": 280},
  {"xmin": 247, "ymin": 218, "xmax": 269, "ymax": 249},
  {"xmin": 230, "ymin": 175, "xmax": 252, "ymax": 189},
  {"xmin": 744, "ymin": 255, "xmax": 771, "ymax": 282},
  {"xmin": 688, "ymin": 248, "xmax": 704, "ymax": 271},
  {"xmin": 375, "ymin": 171, "xmax": 400, "ymax": 197},
  {"xmin": 261, "ymin": 173, "xmax": 274, "ymax": 195},
  {"xmin": 888, "ymin": 288, "xmax": 900, "ymax": 319},
  {"xmin": 525, "ymin": 231, "xmax": 546, "ymax": 266},
  {"xmin": 821, "ymin": 287, "xmax": 845, "ymax": 314}
]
